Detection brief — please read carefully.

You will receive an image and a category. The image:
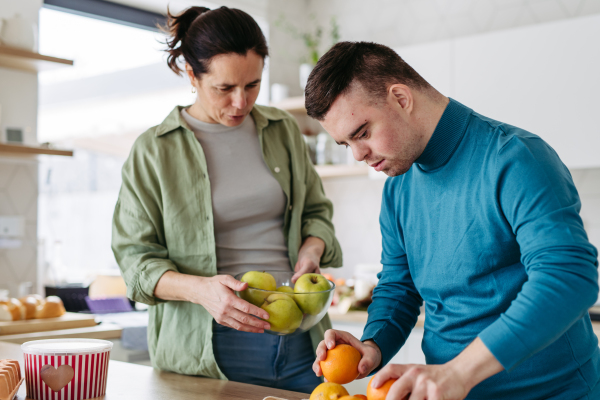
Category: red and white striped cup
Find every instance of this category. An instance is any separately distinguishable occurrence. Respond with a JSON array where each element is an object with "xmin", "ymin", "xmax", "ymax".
[{"xmin": 21, "ymin": 339, "xmax": 113, "ymax": 400}]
